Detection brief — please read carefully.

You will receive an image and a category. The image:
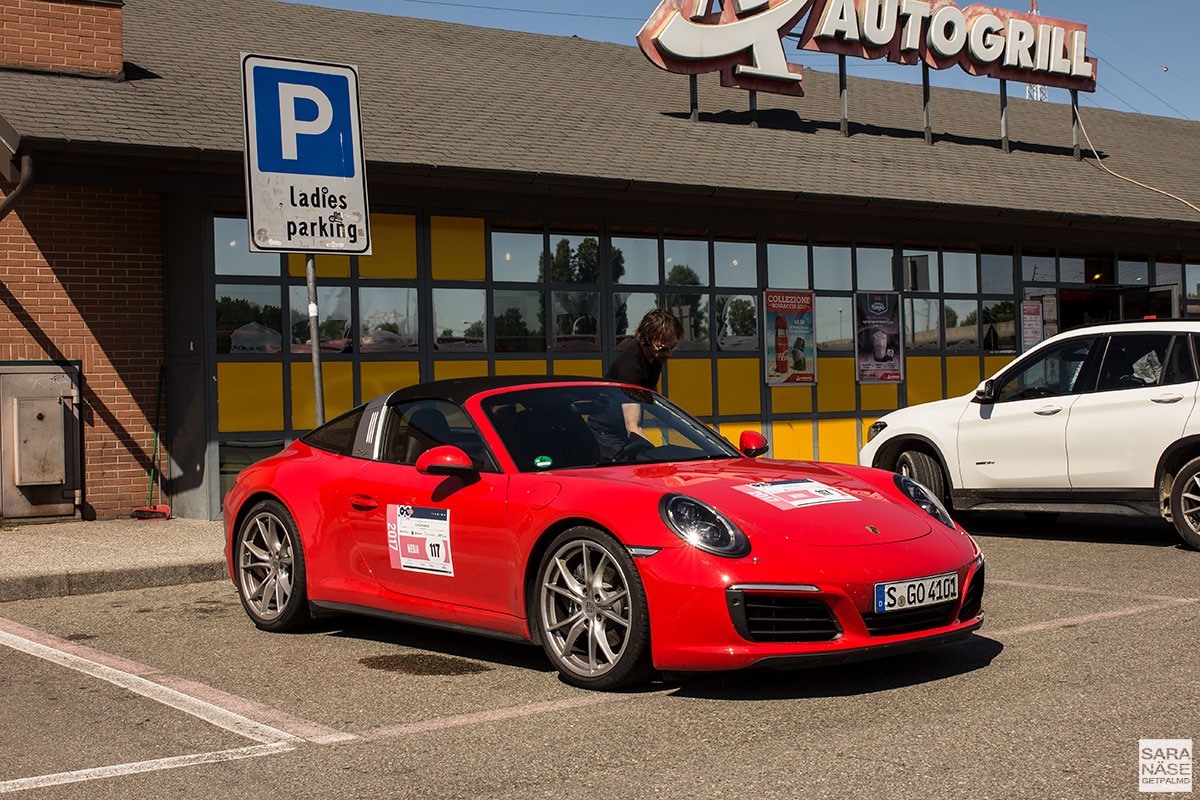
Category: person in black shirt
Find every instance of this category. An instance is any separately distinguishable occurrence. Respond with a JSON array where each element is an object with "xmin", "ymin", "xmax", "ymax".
[{"xmin": 592, "ymin": 309, "xmax": 683, "ymax": 461}]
